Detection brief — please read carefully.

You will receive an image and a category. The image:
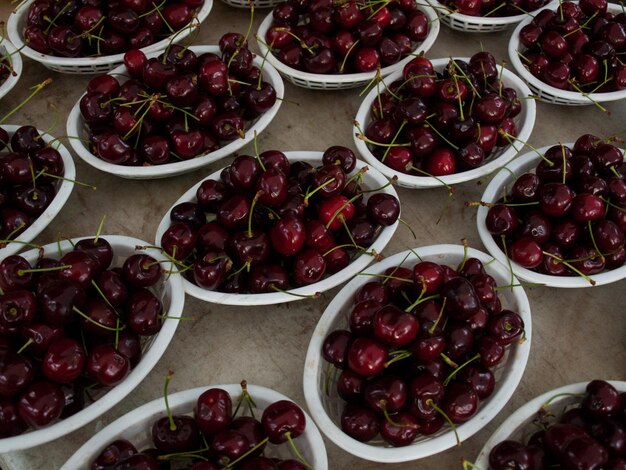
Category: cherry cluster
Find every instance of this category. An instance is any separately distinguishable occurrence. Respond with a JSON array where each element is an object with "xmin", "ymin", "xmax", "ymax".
[
  {"xmin": 0, "ymin": 125, "xmax": 66, "ymax": 245},
  {"xmin": 485, "ymin": 135, "xmax": 626, "ymax": 278},
  {"xmin": 0, "ymin": 237, "xmax": 166, "ymax": 436},
  {"xmin": 159, "ymin": 146, "xmax": 400, "ymax": 294},
  {"xmin": 24, "ymin": 0, "xmax": 204, "ymax": 57},
  {"xmin": 488, "ymin": 380, "xmax": 625, "ymax": 469},
  {"xmin": 321, "ymin": 256, "xmax": 525, "ymax": 446},
  {"xmin": 264, "ymin": 0, "xmax": 430, "ymax": 74},
  {"xmin": 80, "ymin": 36, "xmax": 277, "ymax": 167},
  {"xmin": 517, "ymin": 0, "xmax": 626, "ymax": 92},
  {"xmin": 440, "ymin": 0, "xmax": 549, "ymax": 17},
  {"xmin": 362, "ymin": 52, "xmax": 521, "ymax": 177},
  {"xmin": 90, "ymin": 383, "xmax": 311, "ymax": 469}
]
